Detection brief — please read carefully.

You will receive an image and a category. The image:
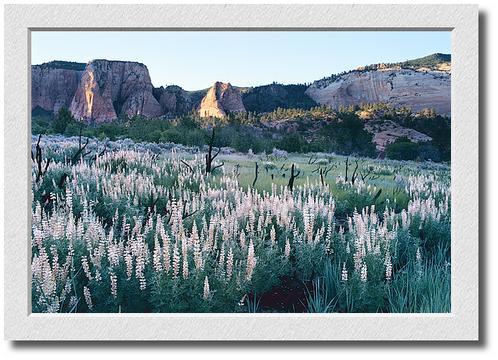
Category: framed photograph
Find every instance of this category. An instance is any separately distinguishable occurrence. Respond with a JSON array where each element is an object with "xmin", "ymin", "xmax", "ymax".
[{"xmin": 4, "ymin": 4, "xmax": 478, "ymax": 341}]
